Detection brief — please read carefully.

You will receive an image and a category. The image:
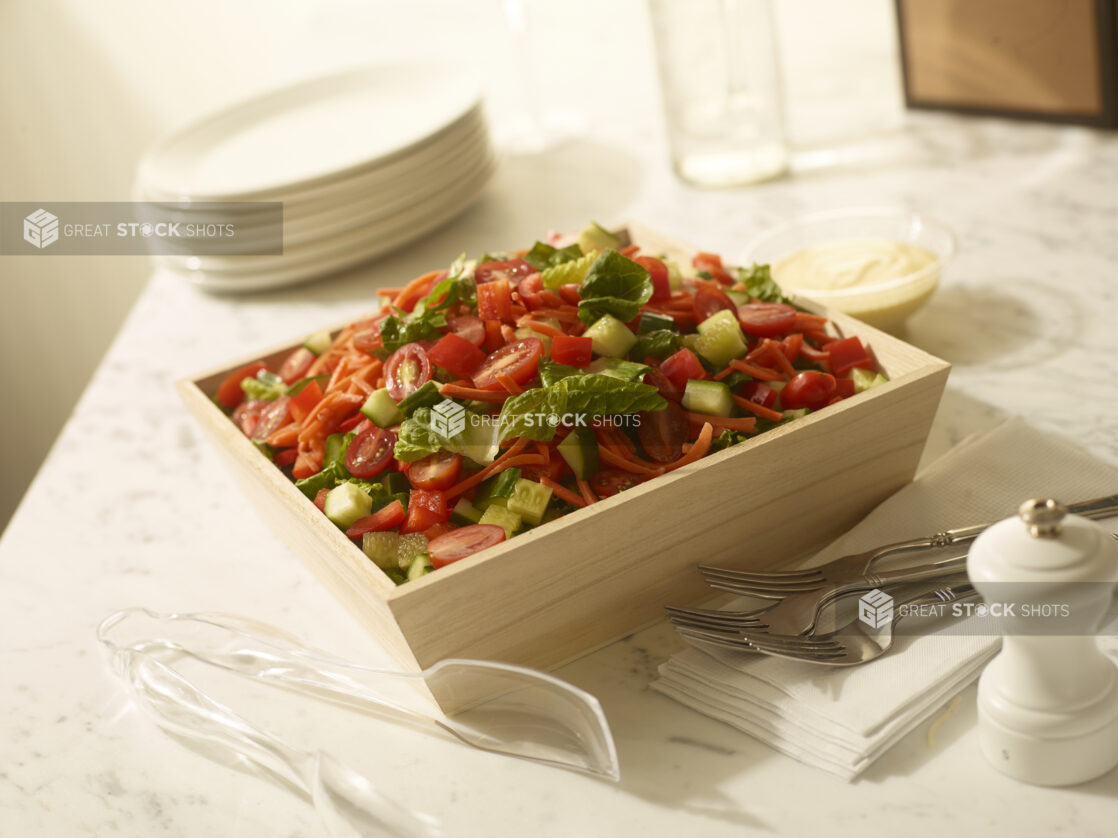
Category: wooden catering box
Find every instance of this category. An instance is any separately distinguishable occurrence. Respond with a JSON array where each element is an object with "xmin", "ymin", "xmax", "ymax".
[{"xmin": 177, "ymin": 226, "xmax": 950, "ymax": 686}]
